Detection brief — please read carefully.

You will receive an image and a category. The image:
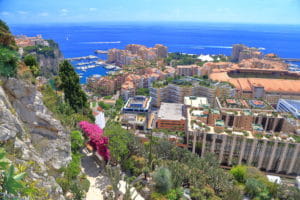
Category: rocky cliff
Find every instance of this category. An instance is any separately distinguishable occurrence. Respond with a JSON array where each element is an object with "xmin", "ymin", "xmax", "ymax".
[
  {"xmin": 0, "ymin": 78, "xmax": 71, "ymax": 199},
  {"xmin": 22, "ymin": 40, "xmax": 64, "ymax": 77},
  {"xmin": 36, "ymin": 41, "xmax": 64, "ymax": 77}
]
